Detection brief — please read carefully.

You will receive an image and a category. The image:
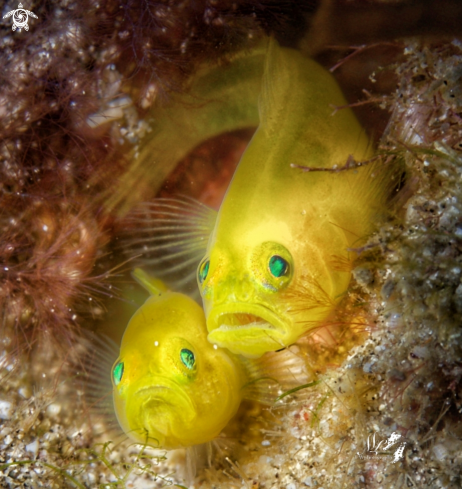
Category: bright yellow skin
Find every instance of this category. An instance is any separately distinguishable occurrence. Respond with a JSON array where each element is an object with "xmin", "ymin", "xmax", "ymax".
[
  {"xmin": 199, "ymin": 42, "xmax": 381, "ymax": 357},
  {"xmin": 112, "ymin": 272, "xmax": 245, "ymax": 449}
]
